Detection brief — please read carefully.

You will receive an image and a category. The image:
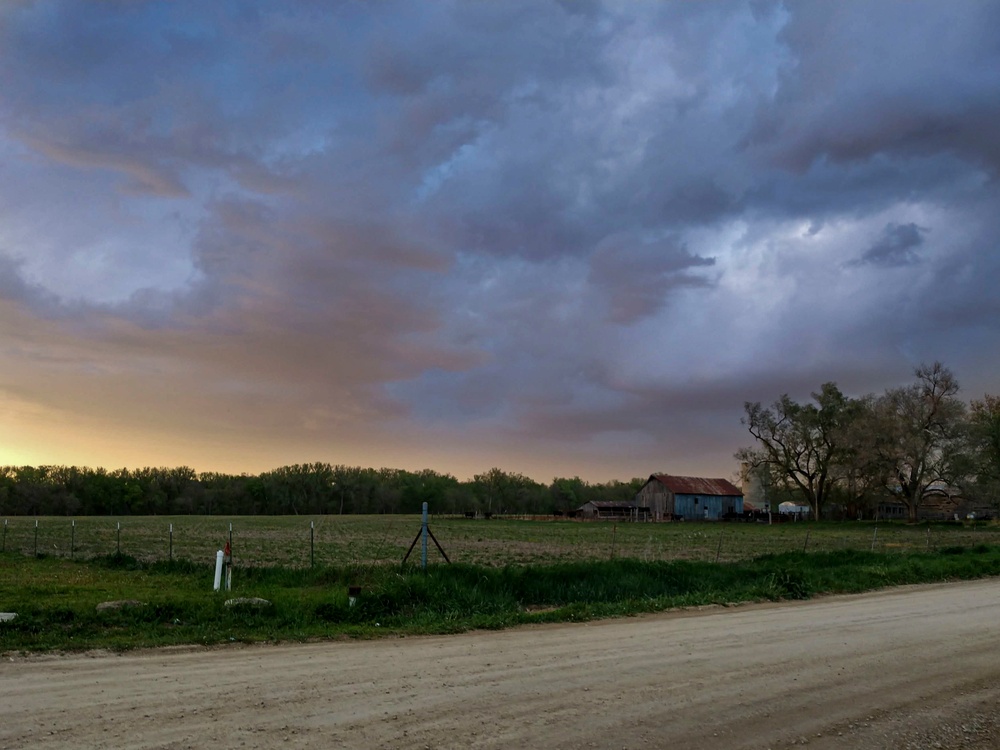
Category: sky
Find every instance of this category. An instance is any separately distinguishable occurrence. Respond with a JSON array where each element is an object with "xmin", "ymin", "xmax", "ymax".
[{"xmin": 1, "ymin": 1, "xmax": 999, "ymax": 484}]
